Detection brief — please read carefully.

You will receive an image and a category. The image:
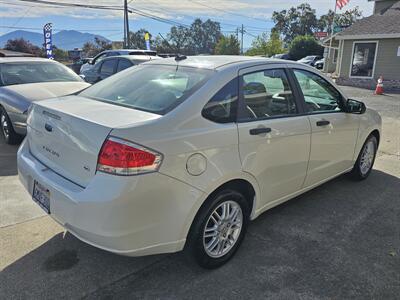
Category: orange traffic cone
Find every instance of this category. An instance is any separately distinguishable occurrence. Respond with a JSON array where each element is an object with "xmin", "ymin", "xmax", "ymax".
[{"xmin": 375, "ymin": 76, "xmax": 384, "ymax": 95}]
